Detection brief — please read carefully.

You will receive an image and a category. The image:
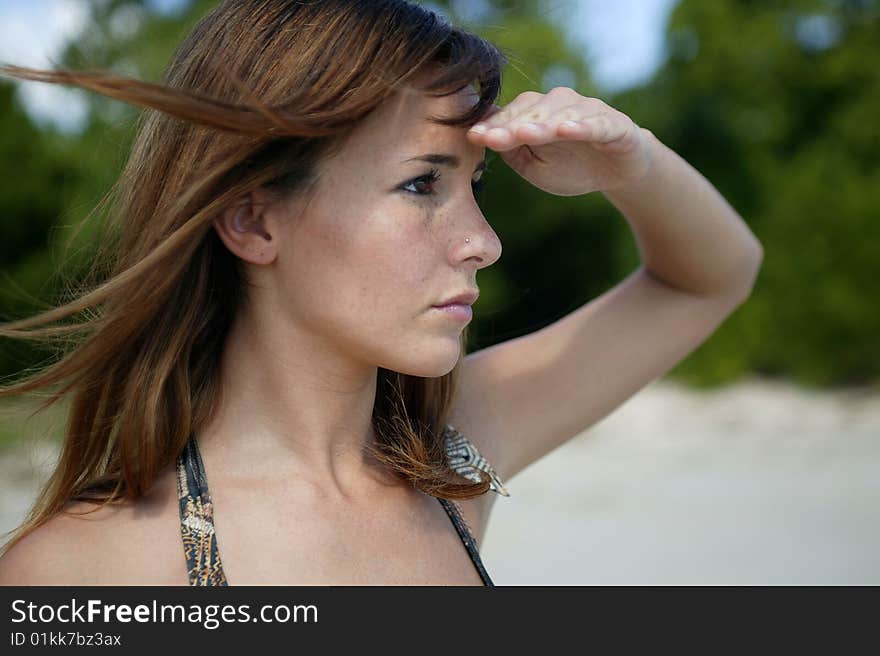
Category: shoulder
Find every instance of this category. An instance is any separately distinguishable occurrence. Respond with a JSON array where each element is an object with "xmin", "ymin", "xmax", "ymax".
[
  {"xmin": 0, "ymin": 465, "xmax": 186, "ymax": 586},
  {"xmin": 0, "ymin": 500, "xmax": 124, "ymax": 585}
]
